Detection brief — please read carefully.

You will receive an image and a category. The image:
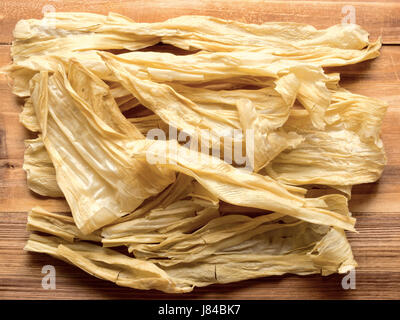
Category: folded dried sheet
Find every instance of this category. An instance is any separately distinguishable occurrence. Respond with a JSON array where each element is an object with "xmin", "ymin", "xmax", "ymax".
[
  {"xmin": 1, "ymin": 13, "xmax": 387, "ymax": 293},
  {"xmin": 27, "ymin": 207, "xmax": 101, "ymax": 242},
  {"xmin": 25, "ymin": 198, "xmax": 356, "ymax": 292},
  {"xmin": 129, "ymin": 139, "xmax": 356, "ymax": 231},
  {"xmin": 12, "ymin": 12, "xmax": 379, "ymax": 66},
  {"xmin": 23, "ymin": 136, "xmax": 63, "ymax": 197},
  {"xmin": 6, "ymin": 27, "xmax": 380, "ymax": 96},
  {"xmin": 25, "ymin": 85, "xmax": 383, "ymax": 199},
  {"xmin": 265, "ymin": 88, "xmax": 387, "ymax": 185},
  {"xmin": 19, "ymin": 72, "xmax": 344, "ymax": 197},
  {"xmin": 29, "ymin": 62, "xmax": 175, "ymax": 234}
]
